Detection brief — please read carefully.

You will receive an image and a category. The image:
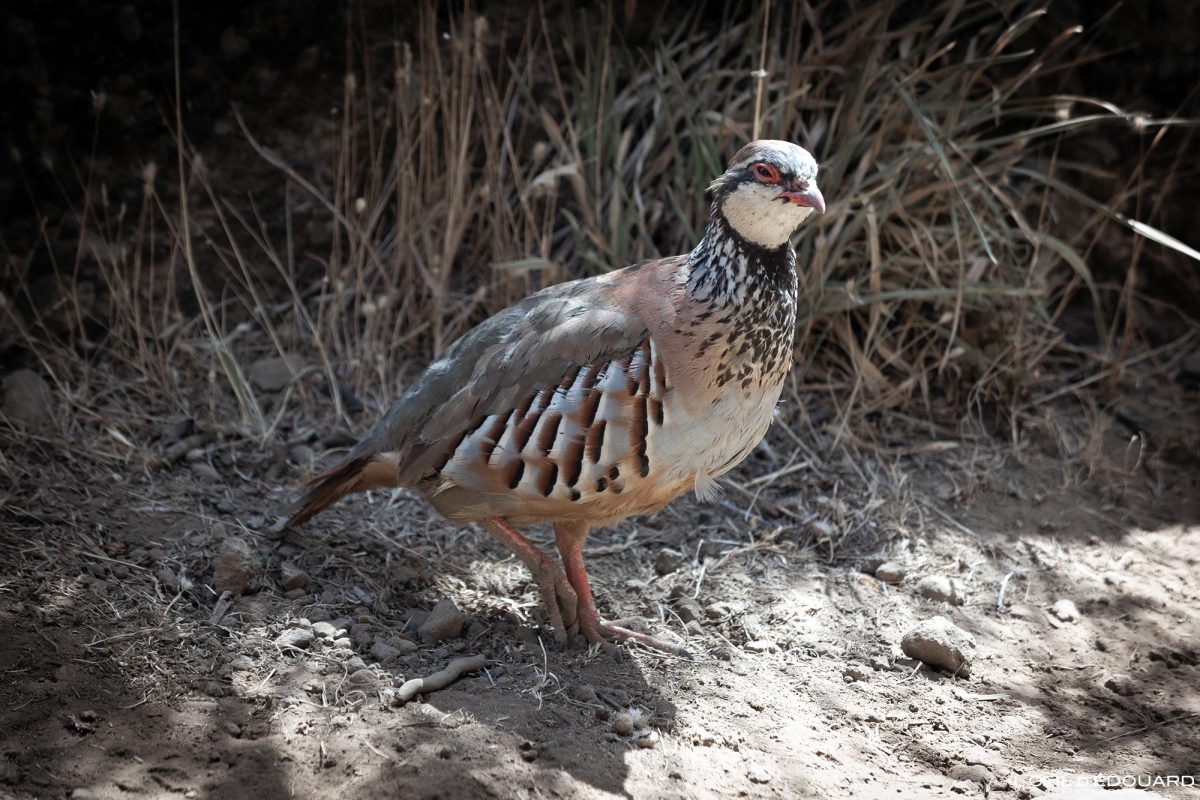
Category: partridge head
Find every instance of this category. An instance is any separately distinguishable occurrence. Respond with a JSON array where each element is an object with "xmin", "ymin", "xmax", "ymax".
[{"xmin": 708, "ymin": 139, "xmax": 825, "ymax": 249}]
